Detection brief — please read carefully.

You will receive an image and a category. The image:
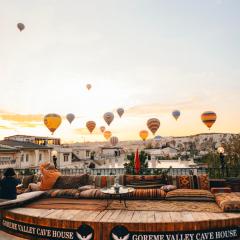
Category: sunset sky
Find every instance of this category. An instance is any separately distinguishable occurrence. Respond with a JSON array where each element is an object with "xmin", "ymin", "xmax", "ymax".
[{"xmin": 0, "ymin": 0, "xmax": 240, "ymax": 142}]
